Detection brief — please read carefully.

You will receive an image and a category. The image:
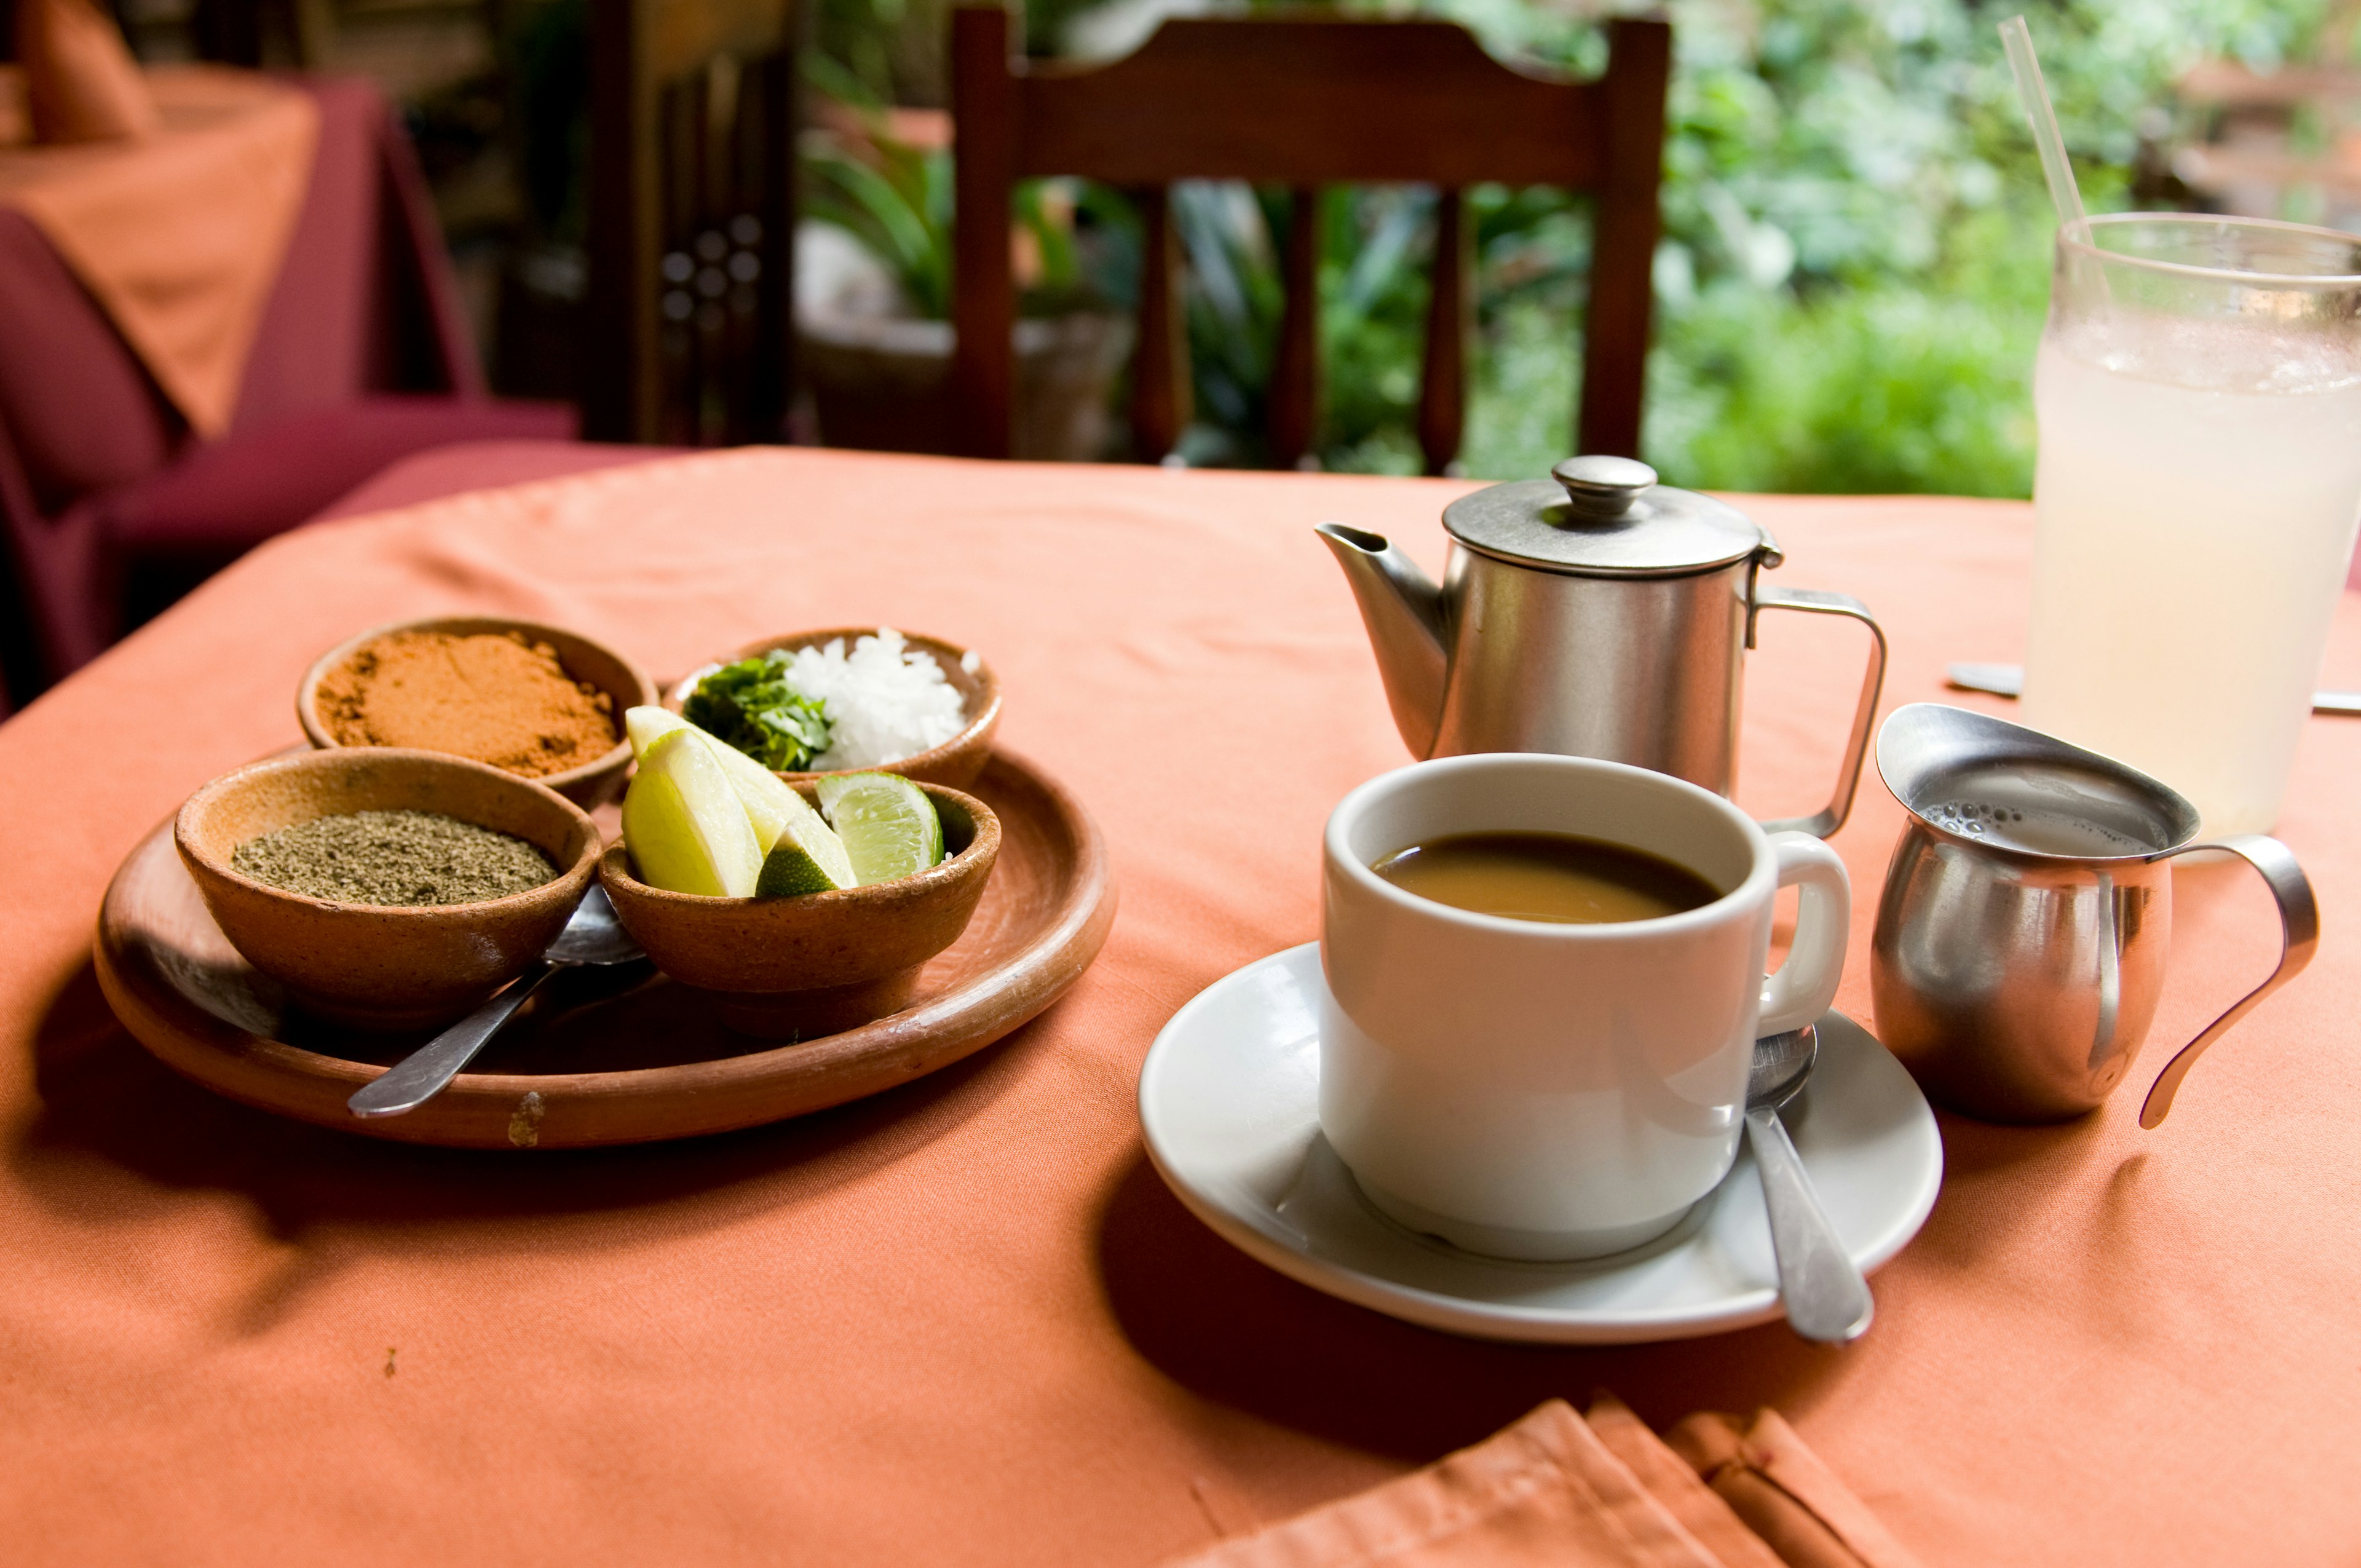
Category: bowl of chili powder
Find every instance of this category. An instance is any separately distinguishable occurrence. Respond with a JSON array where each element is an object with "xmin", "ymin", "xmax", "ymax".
[{"xmin": 299, "ymin": 618, "xmax": 657, "ymax": 808}]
